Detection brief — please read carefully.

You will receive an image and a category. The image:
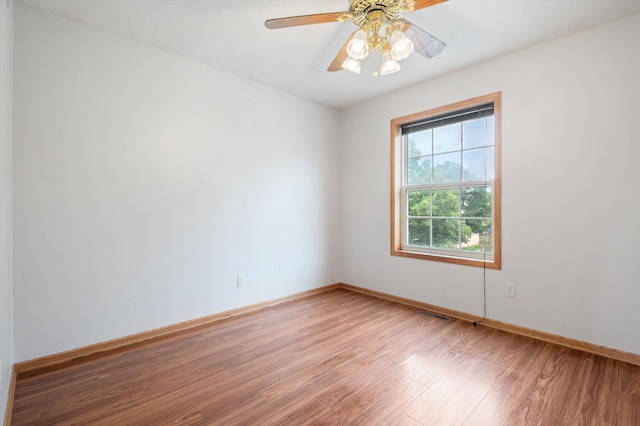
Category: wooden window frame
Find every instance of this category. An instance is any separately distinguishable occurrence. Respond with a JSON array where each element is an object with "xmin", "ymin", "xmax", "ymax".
[{"xmin": 390, "ymin": 92, "xmax": 502, "ymax": 269}]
